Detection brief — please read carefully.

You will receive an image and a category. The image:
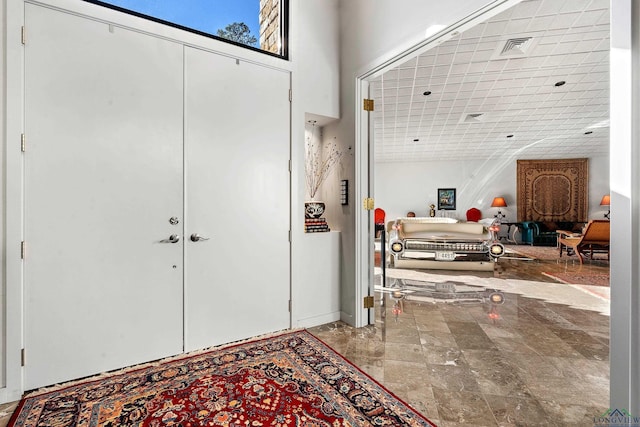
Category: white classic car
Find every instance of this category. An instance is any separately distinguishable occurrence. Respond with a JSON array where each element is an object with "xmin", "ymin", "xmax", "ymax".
[{"xmin": 387, "ymin": 217, "xmax": 505, "ymax": 271}]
